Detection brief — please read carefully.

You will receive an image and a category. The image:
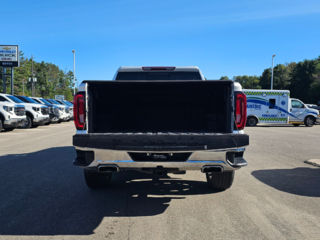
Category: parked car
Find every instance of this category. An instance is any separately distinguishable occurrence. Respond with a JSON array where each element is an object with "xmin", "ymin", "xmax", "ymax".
[
  {"xmin": 0, "ymin": 94, "xmax": 49, "ymax": 128},
  {"xmin": 45, "ymin": 99, "xmax": 70, "ymax": 122},
  {"xmin": 0, "ymin": 96, "xmax": 26, "ymax": 132},
  {"xmin": 55, "ymin": 99, "xmax": 73, "ymax": 120},
  {"xmin": 30, "ymin": 97, "xmax": 60, "ymax": 124}
]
